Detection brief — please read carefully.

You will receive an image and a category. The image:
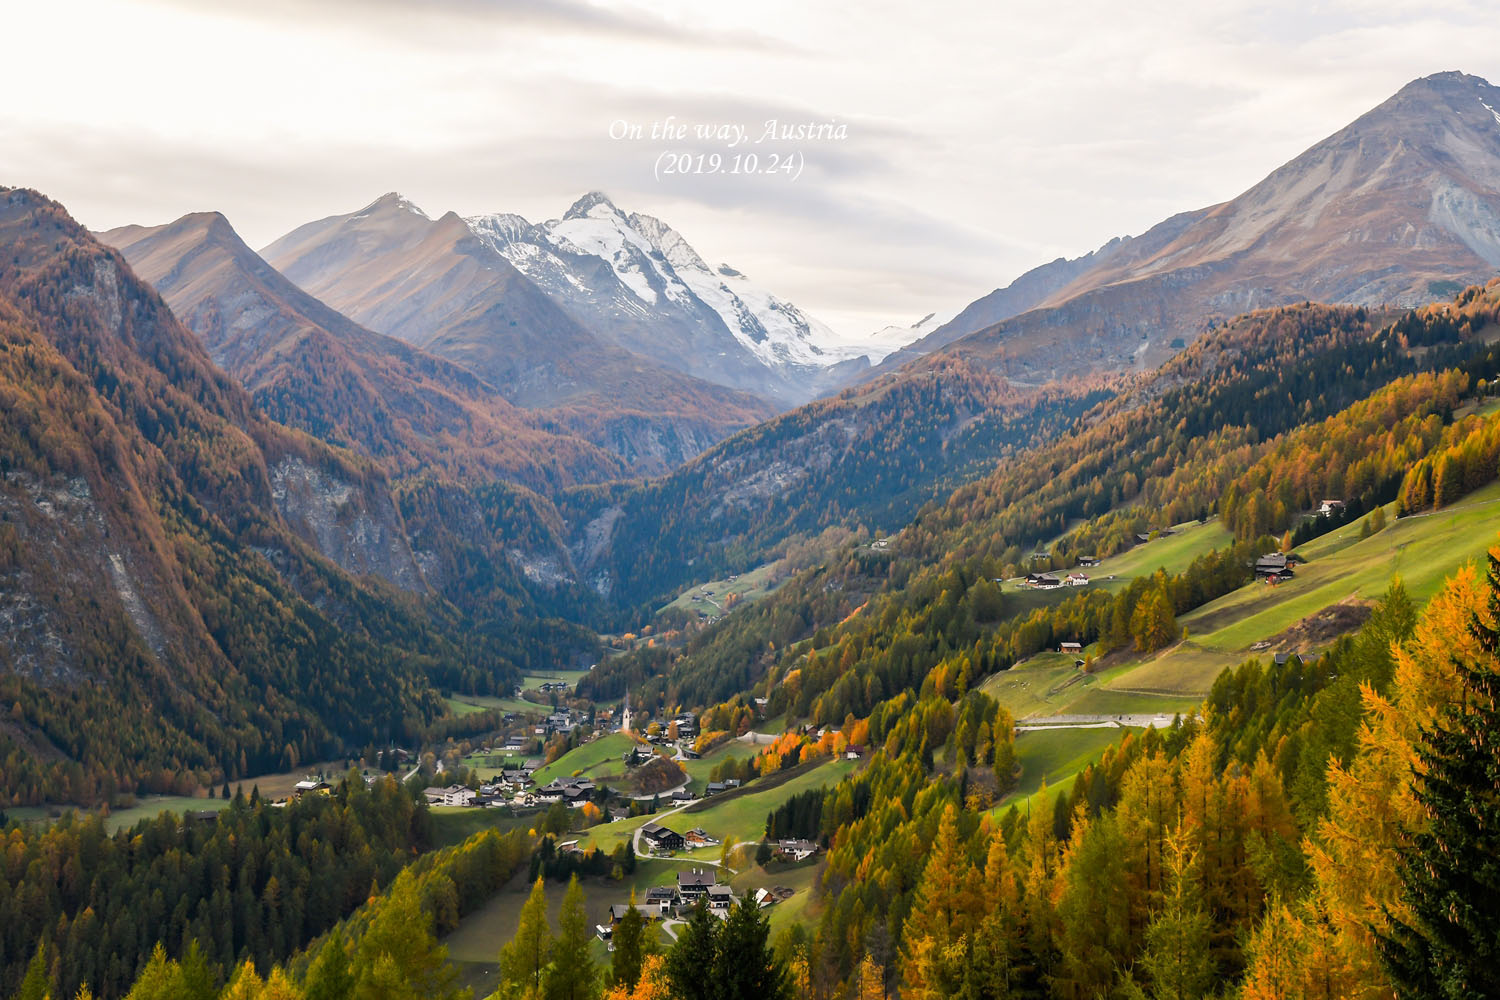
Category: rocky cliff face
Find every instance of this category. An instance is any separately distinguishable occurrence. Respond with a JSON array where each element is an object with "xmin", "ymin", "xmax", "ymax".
[{"xmin": 269, "ymin": 457, "xmax": 425, "ymax": 593}]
